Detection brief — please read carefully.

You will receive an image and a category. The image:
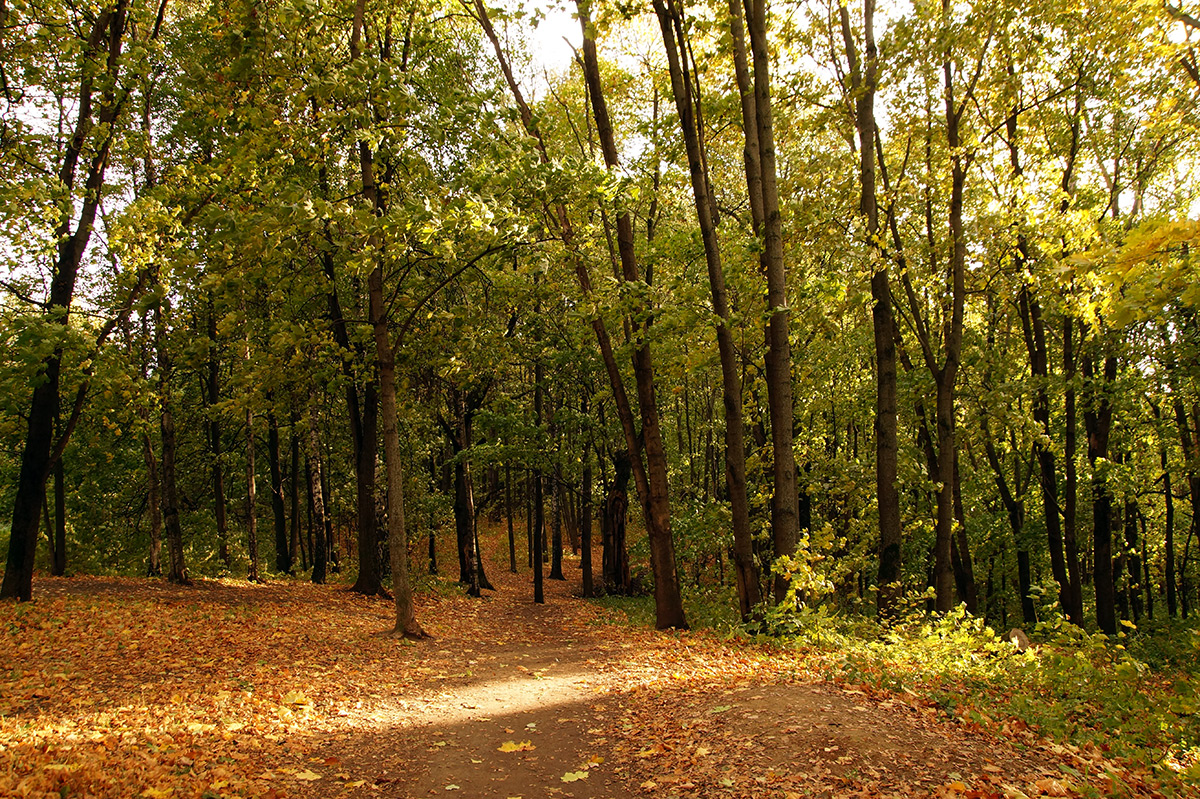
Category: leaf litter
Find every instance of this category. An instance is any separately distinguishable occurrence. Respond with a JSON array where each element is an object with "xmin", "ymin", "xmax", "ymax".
[{"xmin": 1, "ymin": 563, "xmax": 1175, "ymax": 798}]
